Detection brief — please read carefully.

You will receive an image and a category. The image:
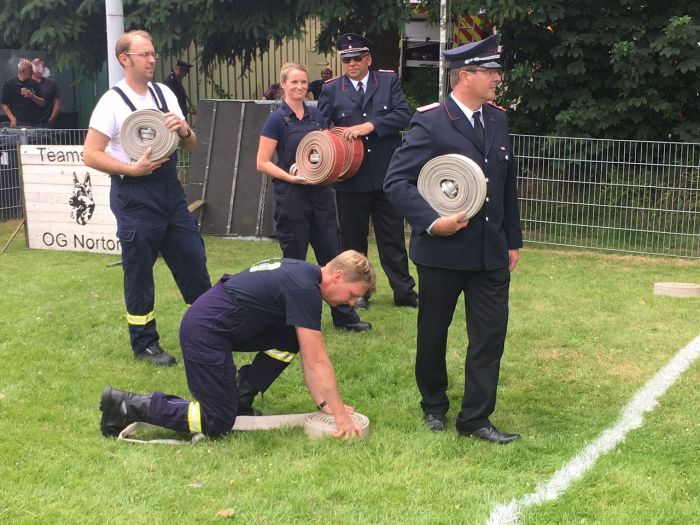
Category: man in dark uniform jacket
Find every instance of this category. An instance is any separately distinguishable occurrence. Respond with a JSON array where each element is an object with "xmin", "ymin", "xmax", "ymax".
[
  {"xmin": 318, "ymin": 33, "xmax": 418, "ymax": 309},
  {"xmin": 384, "ymin": 34, "xmax": 523, "ymax": 444},
  {"xmin": 163, "ymin": 59, "xmax": 194, "ymax": 118},
  {"xmin": 99, "ymin": 251, "xmax": 376, "ymax": 439}
]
